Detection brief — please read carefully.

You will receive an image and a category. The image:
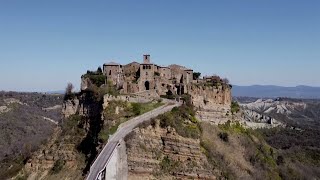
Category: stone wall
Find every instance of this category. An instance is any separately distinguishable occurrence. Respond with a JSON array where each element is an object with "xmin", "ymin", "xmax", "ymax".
[
  {"xmin": 169, "ymin": 65, "xmax": 184, "ymax": 83},
  {"xmin": 104, "ymin": 65, "xmax": 122, "ymax": 85},
  {"xmin": 123, "ymin": 62, "xmax": 140, "ymax": 80},
  {"xmin": 183, "ymin": 70, "xmax": 193, "ymax": 84},
  {"xmin": 103, "ymin": 94, "xmax": 153, "ymax": 110},
  {"xmin": 103, "ymin": 139, "xmax": 128, "ymax": 180},
  {"xmin": 159, "ymin": 67, "xmax": 171, "ymax": 80},
  {"xmin": 132, "ymin": 90, "xmax": 160, "ymax": 99}
]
